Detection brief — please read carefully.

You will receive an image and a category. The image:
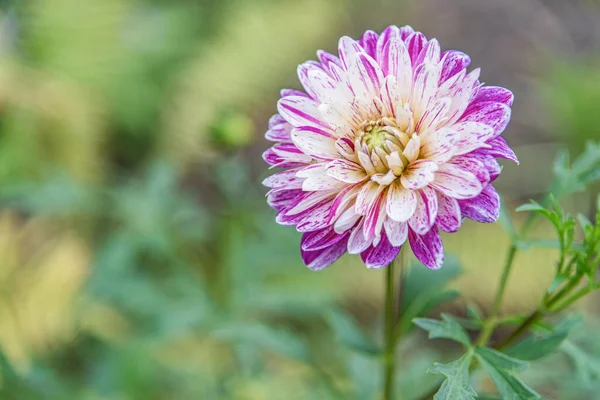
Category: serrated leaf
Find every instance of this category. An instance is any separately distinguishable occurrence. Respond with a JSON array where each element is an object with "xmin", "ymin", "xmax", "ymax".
[
  {"xmin": 475, "ymin": 347, "xmax": 541, "ymax": 400},
  {"xmin": 326, "ymin": 309, "xmax": 381, "ymax": 356},
  {"xmin": 428, "ymin": 351, "xmax": 477, "ymax": 400},
  {"xmin": 414, "ymin": 314, "xmax": 471, "ymax": 346}
]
